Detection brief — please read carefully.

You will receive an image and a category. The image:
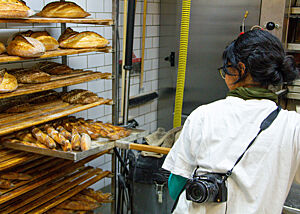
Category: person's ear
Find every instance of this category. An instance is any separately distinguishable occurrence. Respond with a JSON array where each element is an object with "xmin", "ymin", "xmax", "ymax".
[{"xmin": 238, "ymin": 62, "xmax": 246, "ymax": 75}]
